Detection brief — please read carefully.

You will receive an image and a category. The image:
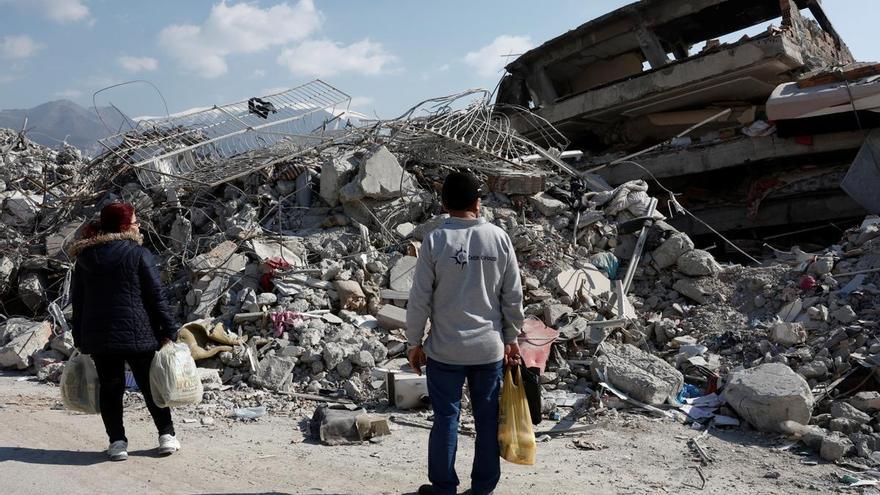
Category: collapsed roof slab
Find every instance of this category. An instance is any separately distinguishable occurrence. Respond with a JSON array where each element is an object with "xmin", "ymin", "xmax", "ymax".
[
  {"xmin": 513, "ymin": 33, "xmax": 822, "ymax": 134},
  {"xmin": 598, "ymin": 130, "xmax": 866, "ymax": 185},
  {"xmin": 670, "ymin": 193, "xmax": 865, "ymax": 236}
]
